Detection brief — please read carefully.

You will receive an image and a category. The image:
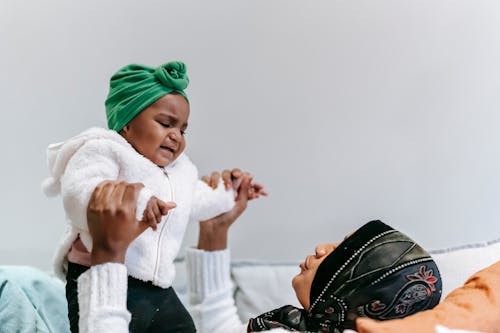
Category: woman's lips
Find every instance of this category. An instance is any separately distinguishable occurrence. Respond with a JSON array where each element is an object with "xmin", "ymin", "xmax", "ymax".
[
  {"xmin": 299, "ymin": 262, "xmax": 306, "ymax": 272},
  {"xmin": 299, "ymin": 256, "xmax": 312, "ymax": 272}
]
